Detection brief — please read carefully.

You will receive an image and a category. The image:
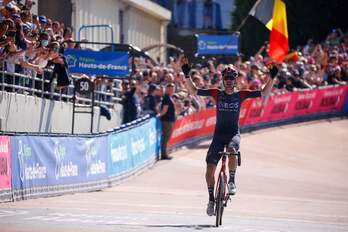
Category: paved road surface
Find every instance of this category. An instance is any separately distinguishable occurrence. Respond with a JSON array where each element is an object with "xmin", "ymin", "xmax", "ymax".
[{"xmin": 1, "ymin": 119, "xmax": 348, "ymax": 232}]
